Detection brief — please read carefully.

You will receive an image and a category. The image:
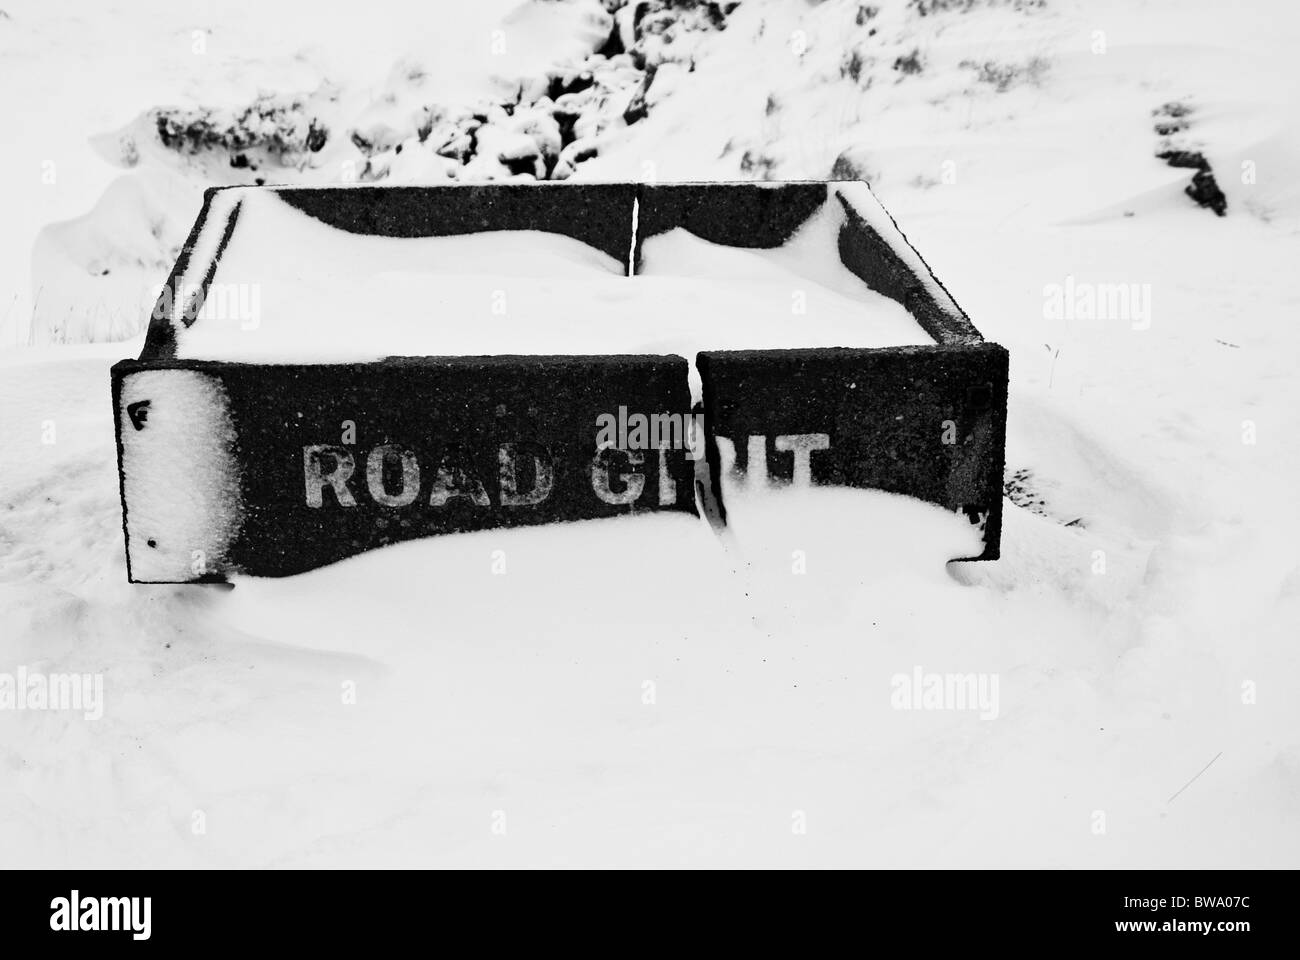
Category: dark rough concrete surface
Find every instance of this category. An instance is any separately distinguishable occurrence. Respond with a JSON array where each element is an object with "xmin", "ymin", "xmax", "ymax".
[
  {"xmin": 697, "ymin": 344, "xmax": 1008, "ymax": 560},
  {"xmin": 114, "ymin": 354, "xmax": 697, "ymax": 580}
]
